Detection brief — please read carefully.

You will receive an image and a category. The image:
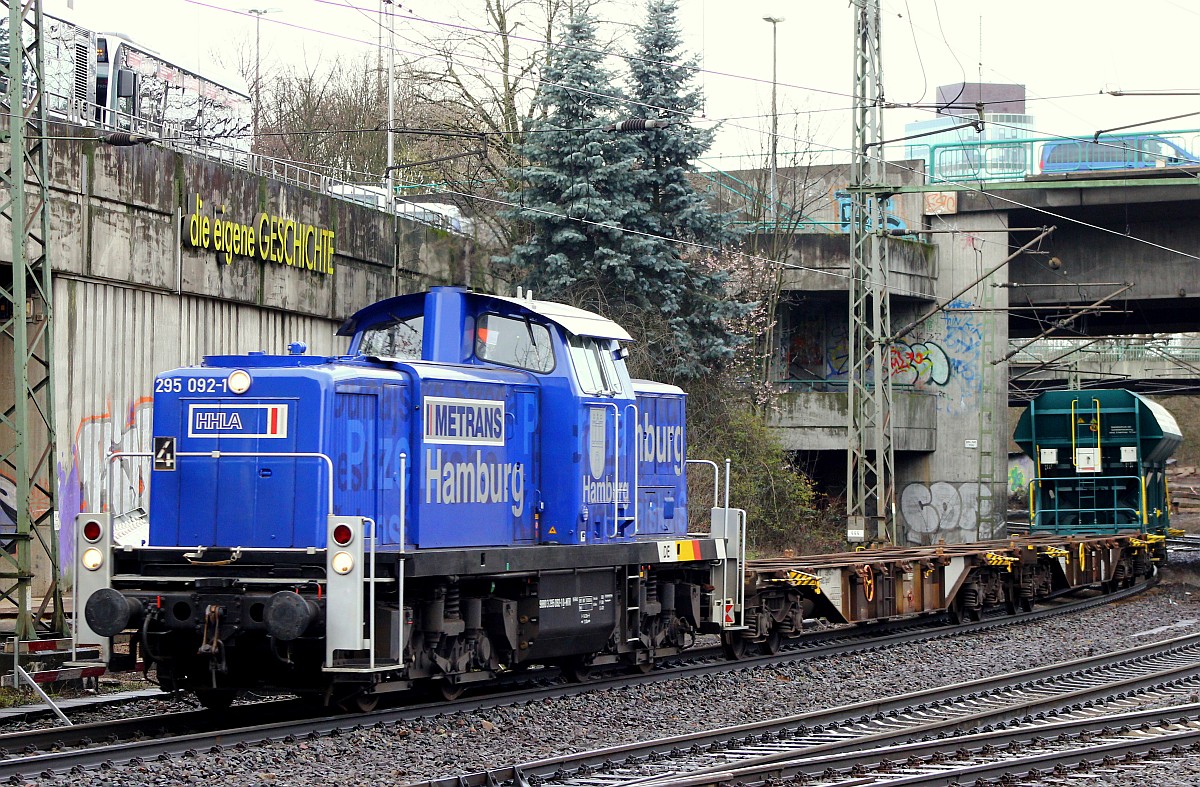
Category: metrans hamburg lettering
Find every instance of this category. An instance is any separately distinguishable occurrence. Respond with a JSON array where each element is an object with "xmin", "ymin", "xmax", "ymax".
[
  {"xmin": 424, "ymin": 397, "xmax": 505, "ymax": 446},
  {"xmin": 638, "ymin": 413, "xmax": 685, "ymax": 475},
  {"xmin": 424, "ymin": 448, "xmax": 526, "ymax": 517}
]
